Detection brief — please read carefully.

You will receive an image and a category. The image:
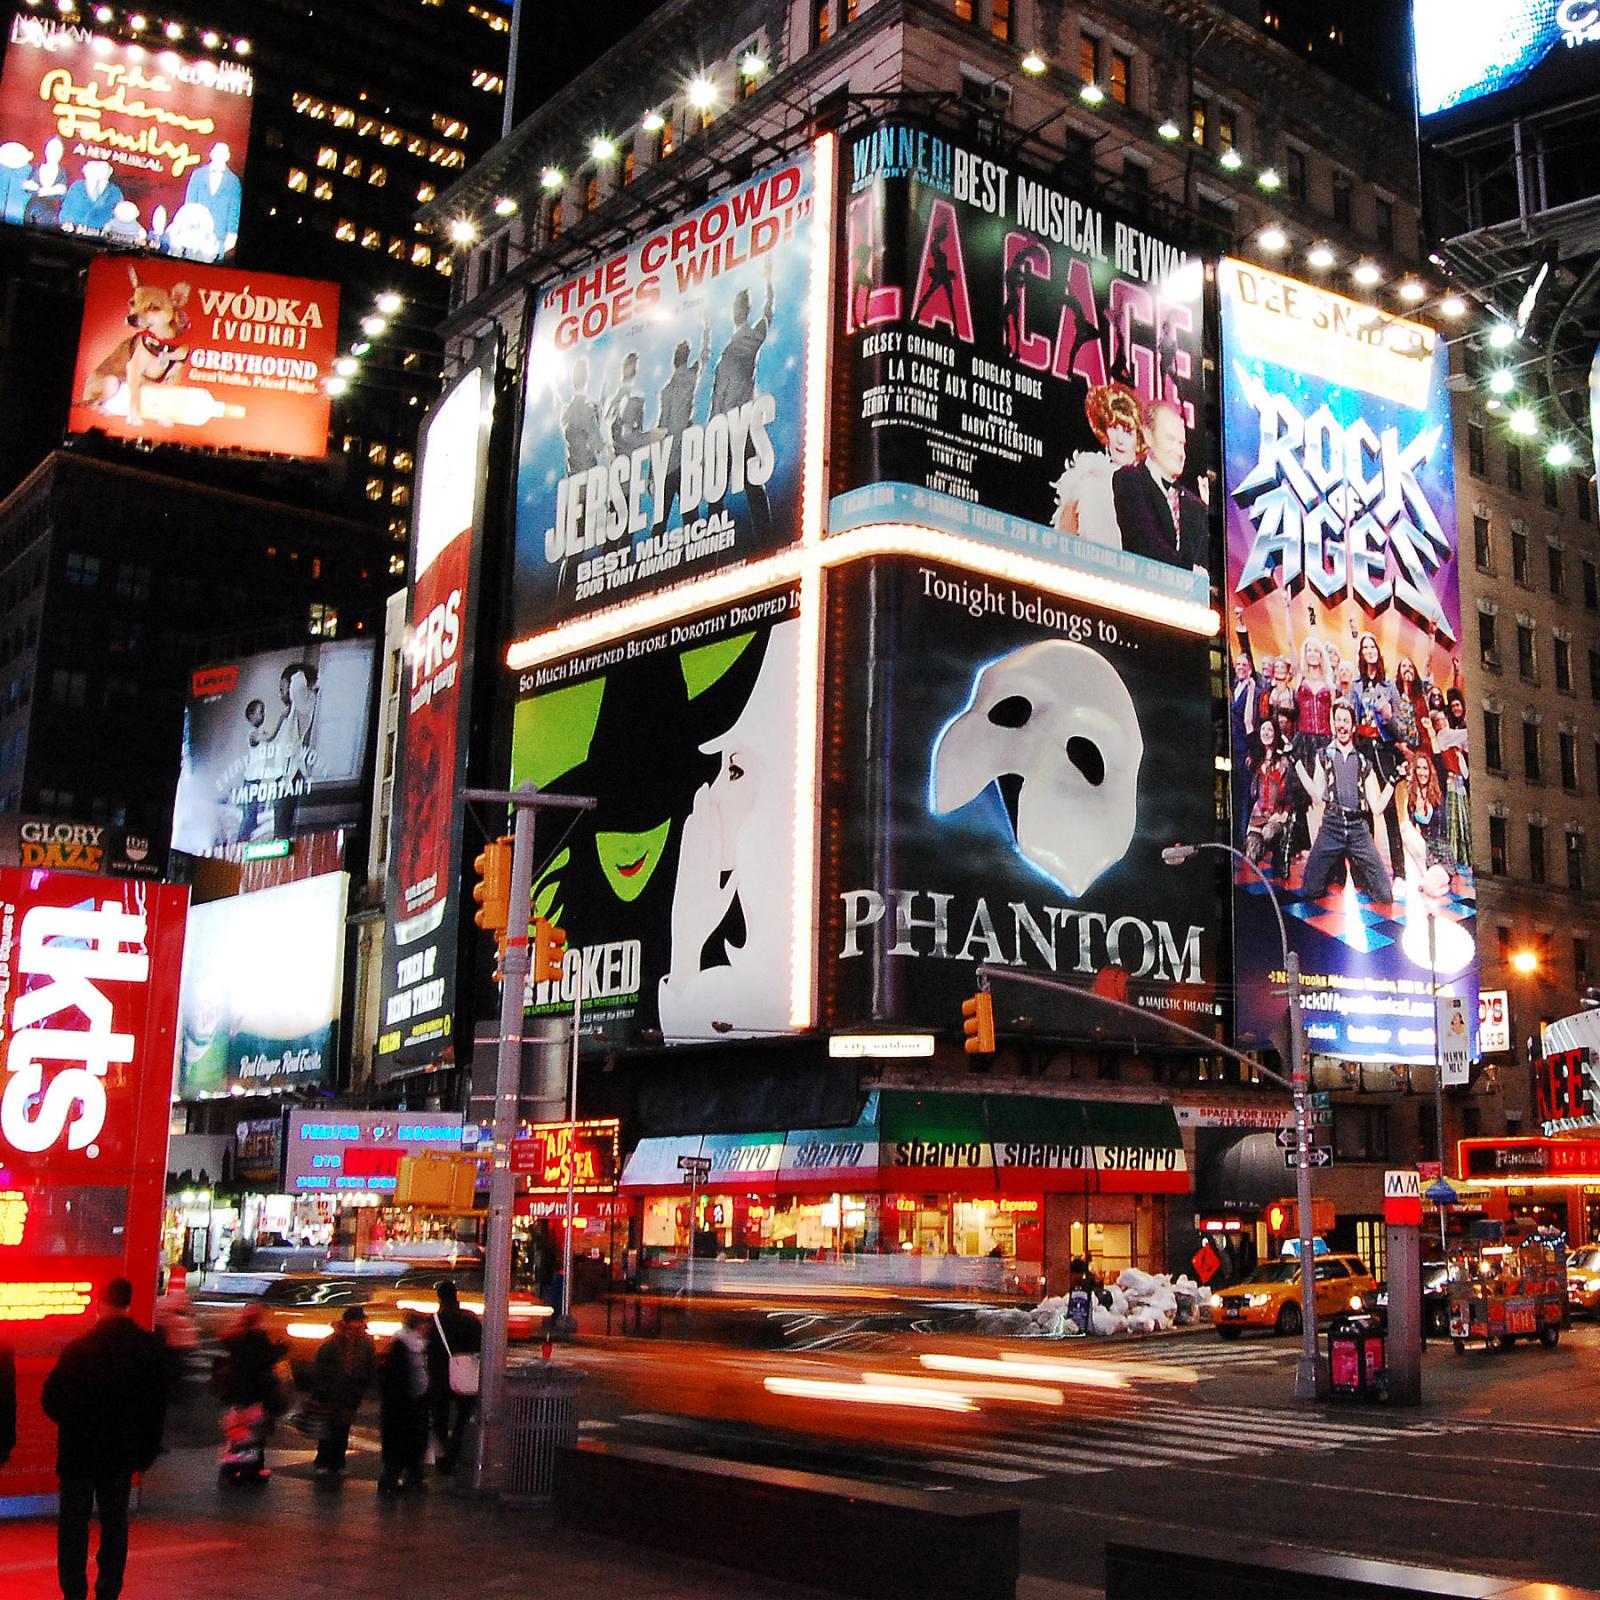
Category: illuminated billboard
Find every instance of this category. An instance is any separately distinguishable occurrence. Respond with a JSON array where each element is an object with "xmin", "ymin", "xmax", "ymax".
[
  {"xmin": 284, "ymin": 1108, "xmax": 462, "ymax": 1194},
  {"xmin": 1414, "ymin": 1, "xmax": 1600, "ymax": 126},
  {"xmin": 822, "ymin": 556, "xmax": 1218, "ymax": 1031},
  {"xmin": 375, "ymin": 352, "xmax": 495, "ymax": 1076},
  {"xmin": 1219, "ymin": 259, "xmax": 1475, "ymax": 1064},
  {"xmin": 0, "ymin": 815, "xmax": 164, "ymax": 878},
  {"xmin": 510, "ymin": 586, "xmax": 802, "ymax": 1048},
  {"xmin": 69, "ymin": 256, "xmax": 340, "ymax": 458},
  {"xmin": 835, "ymin": 120, "xmax": 1209, "ymax": 613},
  {"xmin": 170, "ymin": 639, "xmax": 375, "ymax": 858},
  {"xmin": 0, "ymin": 14, "xmax": 253, "ymax": 258},
  {"xmin": 175, "ymin": 872, "xmax": 348, "ymax": 1097},
  {"xmin": 513, "ymin": 152, "xmax": 816, "ymax": 633},
  {"xmin": 0, "ymin": 870, "xmax": 188, "ymax": 1502}
]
